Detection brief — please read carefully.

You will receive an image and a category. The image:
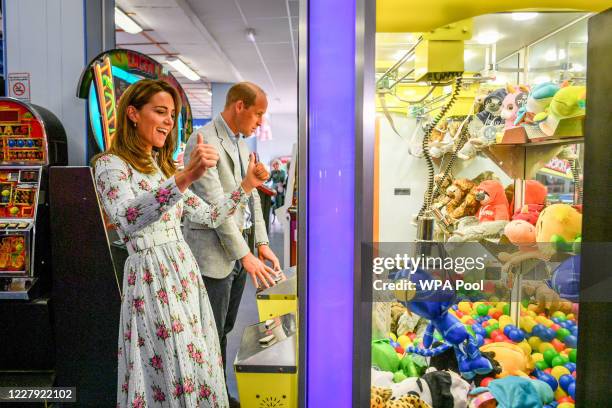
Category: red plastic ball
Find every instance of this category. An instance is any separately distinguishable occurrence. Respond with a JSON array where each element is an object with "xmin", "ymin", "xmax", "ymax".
[
  {"xmin": 492, "ymin": 311, "xmax": 503, "ymax": 319},
  {"xmin": 395, "ymin": 346, "xmax": 404, "ymax": 354},
  {"xmin": 480, "ymin": 377, "xmax": 494, "ymax": 387},
  {"xmin": 544, "ymin": 368, "xmax": 552, "ymax": 374},
  {"xmin": 551, "ymin": 324, "xmax": 561, "ymax": 331},
  {"xmin": 484, "ymin": 338, "xmax": 493, "ymax": 345},
  {"xmin": 558, "ymin": 397, "xmax": 574, "ymax": 404},
  {"xmin": 551, "ymin": 339, "xmax": 566, "ymax": 352}
]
